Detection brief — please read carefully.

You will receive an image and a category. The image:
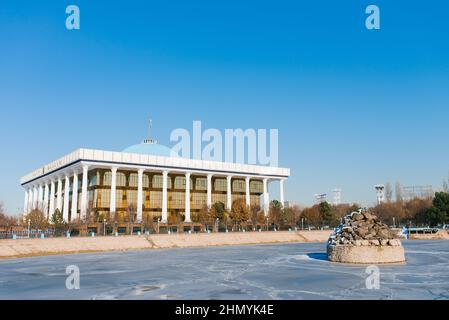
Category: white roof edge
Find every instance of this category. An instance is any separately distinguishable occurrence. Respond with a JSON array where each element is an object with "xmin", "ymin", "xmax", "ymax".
[{"xmin": 21, "ymin": 148, "xmax": 291, "ymax": 185}]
